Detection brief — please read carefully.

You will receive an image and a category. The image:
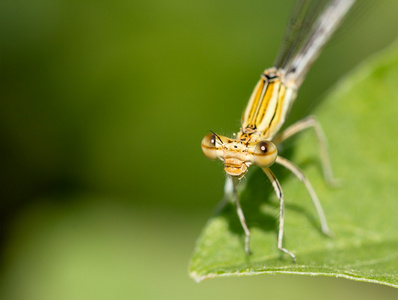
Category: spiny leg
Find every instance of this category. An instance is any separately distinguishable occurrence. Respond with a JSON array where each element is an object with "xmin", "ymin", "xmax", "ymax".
[
  {"xmin": 262, "ymin": 168, "xmax": 296, "ymax": 262},
  {"xmin": 276, "ymin": 156, "xmax": 332, "ymax": 236},
  {"xmin": 272, "ymin": 116, "xmax": 338, "ymax": 187},
  {"xmin": 231, "ymin": 176, "xmax": 251, "ymax": 255}
]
